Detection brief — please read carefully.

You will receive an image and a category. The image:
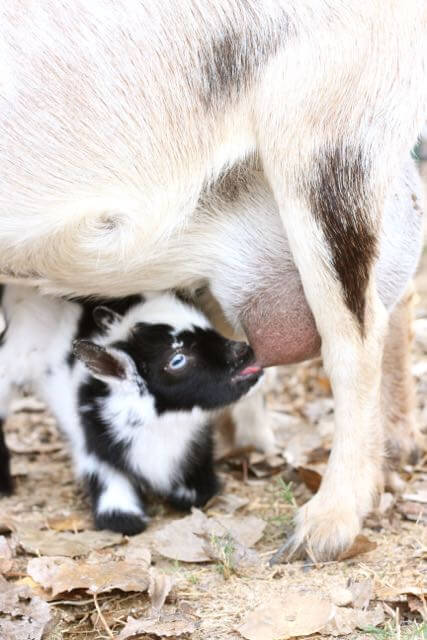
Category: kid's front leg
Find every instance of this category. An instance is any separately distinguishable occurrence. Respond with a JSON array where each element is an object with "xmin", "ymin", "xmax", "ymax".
[{"xmin": 84, "ymin": 461, "xmax": 149, "ymax": 535}]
